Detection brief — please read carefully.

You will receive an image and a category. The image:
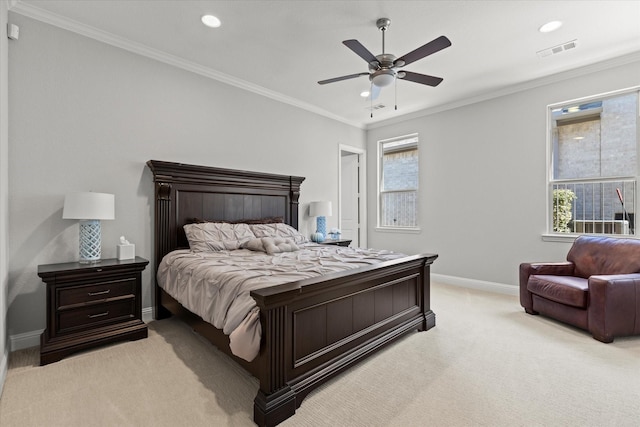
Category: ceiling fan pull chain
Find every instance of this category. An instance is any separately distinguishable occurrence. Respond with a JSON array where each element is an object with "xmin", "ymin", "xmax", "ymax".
[
  {"xmin": 370, "ymin": 81, "xmax": 374, "ymax": 118},
  {"xmin": 395, "ymin": 77, "xmax": 398, "ymax": 110}
]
